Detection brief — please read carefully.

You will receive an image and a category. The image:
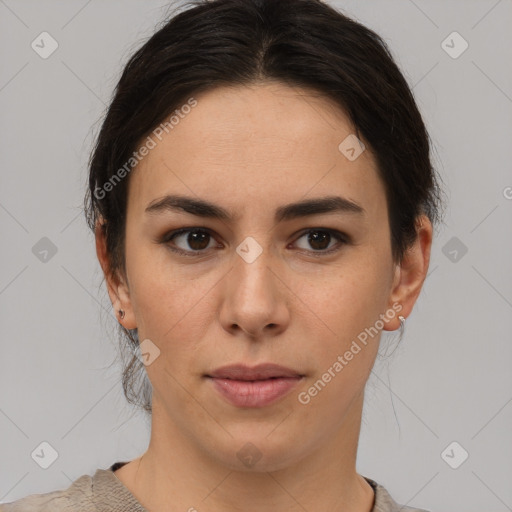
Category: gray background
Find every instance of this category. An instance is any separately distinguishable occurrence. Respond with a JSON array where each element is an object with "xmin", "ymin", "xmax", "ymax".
[{"xmin": 1, "ymin": 1, "xmax": 511, "ymax": 511}]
